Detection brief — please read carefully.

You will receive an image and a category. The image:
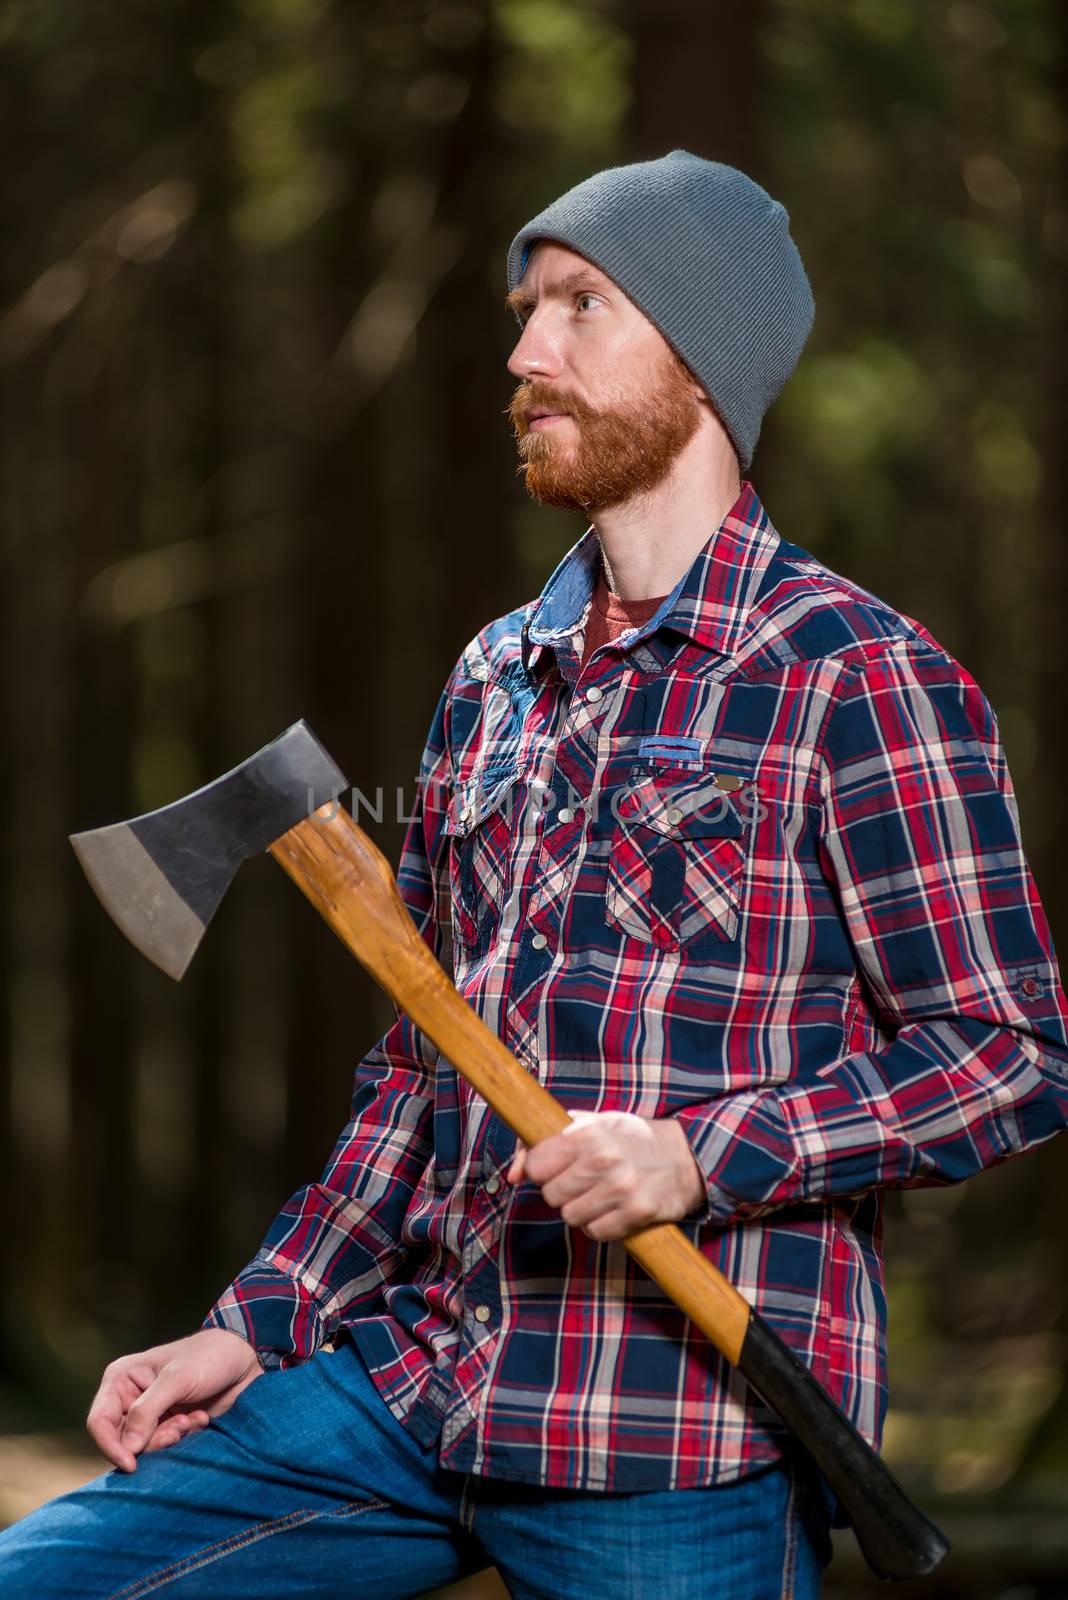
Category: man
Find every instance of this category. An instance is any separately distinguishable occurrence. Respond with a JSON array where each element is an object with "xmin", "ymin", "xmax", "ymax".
[{"xmin": 3, "ymin": 150, "xmax": 1068, "ymax": 1599}]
